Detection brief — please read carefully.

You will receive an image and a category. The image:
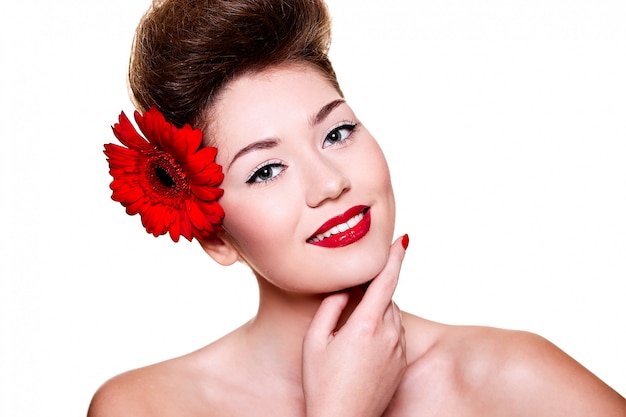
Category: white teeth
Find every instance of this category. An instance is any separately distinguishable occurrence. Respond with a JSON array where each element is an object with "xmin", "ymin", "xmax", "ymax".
[
  {"xmin": 347, "ymin": 216, "xmax": 359, "ymax": 228},
  {"xmin": 310, "ymin": 212, "xmax": 364, "ymax": 242}
]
